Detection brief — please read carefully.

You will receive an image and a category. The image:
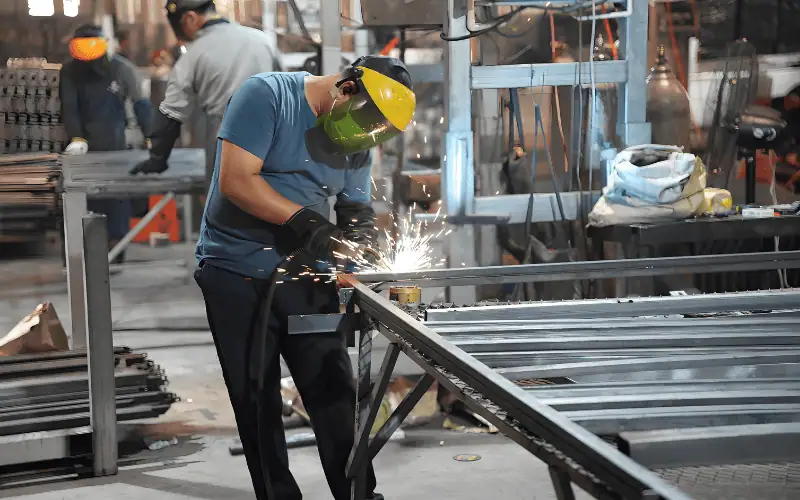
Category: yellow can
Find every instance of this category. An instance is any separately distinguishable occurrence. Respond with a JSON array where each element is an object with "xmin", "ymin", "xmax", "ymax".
[{"xmin": 389, "ymin": 286, "xmax": 422, "ymax": 306}]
